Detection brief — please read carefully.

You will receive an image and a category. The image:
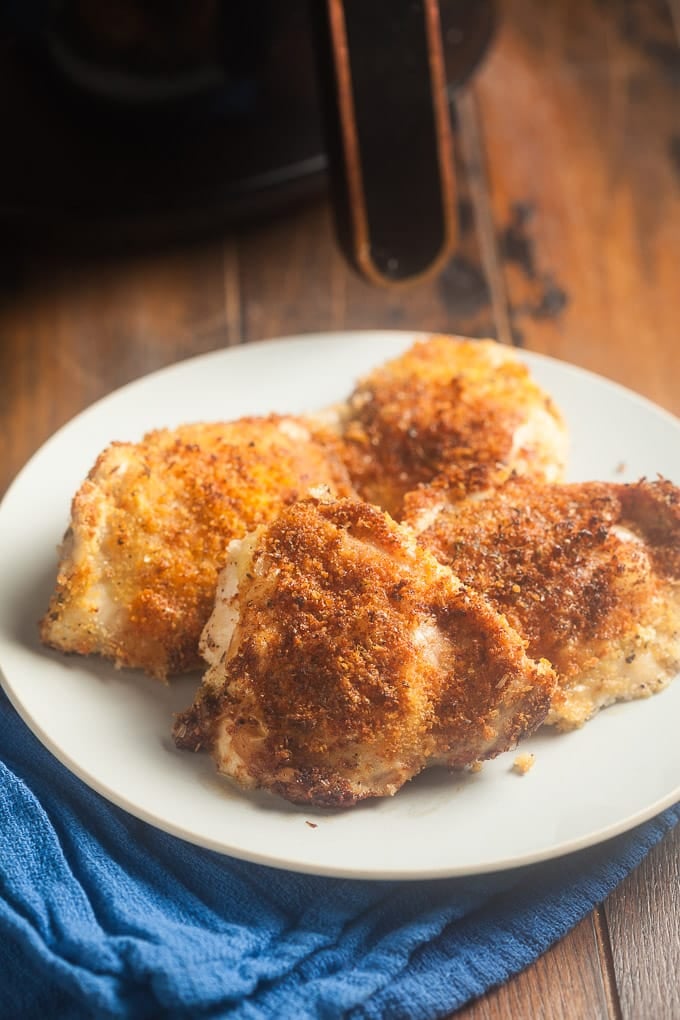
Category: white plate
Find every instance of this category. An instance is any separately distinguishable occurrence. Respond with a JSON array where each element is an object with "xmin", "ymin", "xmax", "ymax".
[{"xmin": 1, "ymin": 331, "xmax": 679, "ymax": 880}]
